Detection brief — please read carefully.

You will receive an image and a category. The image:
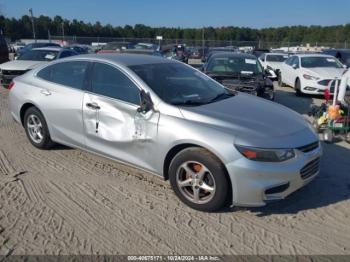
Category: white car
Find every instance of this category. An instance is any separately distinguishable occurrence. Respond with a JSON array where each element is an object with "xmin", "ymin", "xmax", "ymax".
[
  {"xmin": 0, "ymin": 47, "xmax": 78, "ymax": 87},
  {"xmin": 279, "ymin": 54, "xmax": 346, "ymax": 96},
  {"xmin": 259, "ymin": 53, "xmax": 289, "ymax": 75}
]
